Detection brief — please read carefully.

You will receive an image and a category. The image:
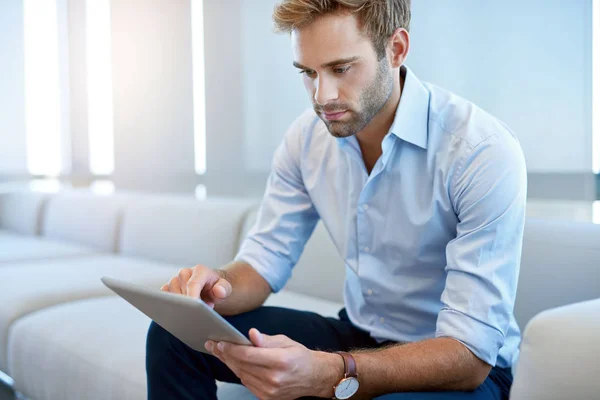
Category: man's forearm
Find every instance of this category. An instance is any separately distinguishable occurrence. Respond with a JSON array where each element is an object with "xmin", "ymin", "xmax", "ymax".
[
  {"xmin": 213, "ymin": 261, "xmax": 272, "ymax": 316},
  {"xmin": 318, "ymin": 337, "xmax": 492, "ymax": 399}
]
